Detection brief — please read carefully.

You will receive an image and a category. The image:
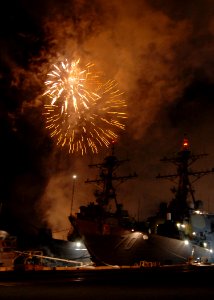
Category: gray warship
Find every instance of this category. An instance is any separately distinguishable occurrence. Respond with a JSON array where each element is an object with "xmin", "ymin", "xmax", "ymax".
[{"xmin": 69, "ymin": 138, "xmax": 214, "ymax": 266}]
